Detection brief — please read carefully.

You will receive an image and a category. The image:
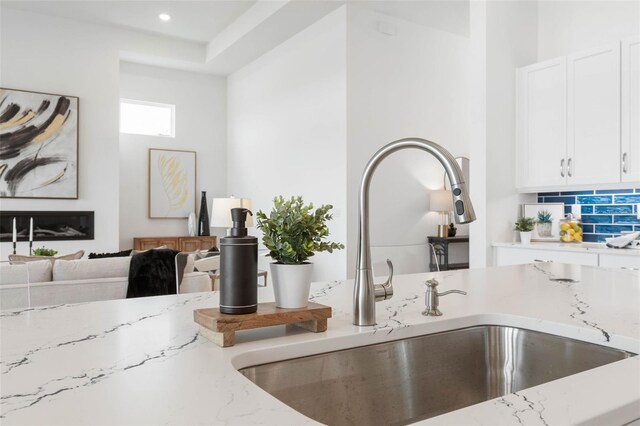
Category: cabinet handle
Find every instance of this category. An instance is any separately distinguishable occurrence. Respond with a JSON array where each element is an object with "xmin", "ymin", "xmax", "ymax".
[
  {"xmin": 567, "ymin": 158, "xmax": 573, "ymax": 177},
  {"xmin": 560, "ymin": 159, "xmax": 565, "ymax": 177},
  {"xmin": 623, "ymin": 153, "xmax": 628, "ymax": 174}
]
